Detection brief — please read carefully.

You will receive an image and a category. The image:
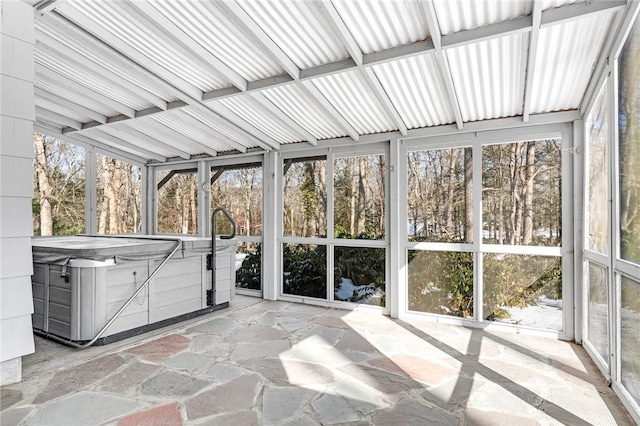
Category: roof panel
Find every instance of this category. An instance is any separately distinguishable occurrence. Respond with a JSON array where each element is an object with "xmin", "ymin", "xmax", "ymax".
[
  {"xmin": 433, "ymin": 0, "xmax": 531, "ymax": 36},
  {"xmin": 530, "ymin": 11, "xmax": 615, "ymax": 114},
  {"xmin": 263, "ymin": 84, "xmax": 347, "ymax": 140},
  {"xmin": 34, "ymin": 76, "xmax": 120, "ymax": 117},
  {"xmin": 218, "ymin": 96, "xmax": 303, "ymax": 145},
  {"xmin": 332, "ymin": 0, "xmax": 429, "ymax": 54},
  {"xmin": 372, "ymin": 52, "xmax": 455, "ymax": 128},
  {"xmin": 59, "ymin": 1, "xmax": 230, "ymax": 92},
  {"xmin": 311, "ymin": 70, "xmax": 397, "ymax": 135},
  {"xmin": 149, "ymin": 1, "xmax": 284, "ymax": 82},
  {"xmin": 447, "ymin": 33, "xmax": 527, "ymax": 122},
  {"xmin": 236, "ymin": 0, "xmax": 349, "ymax": 69}
]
